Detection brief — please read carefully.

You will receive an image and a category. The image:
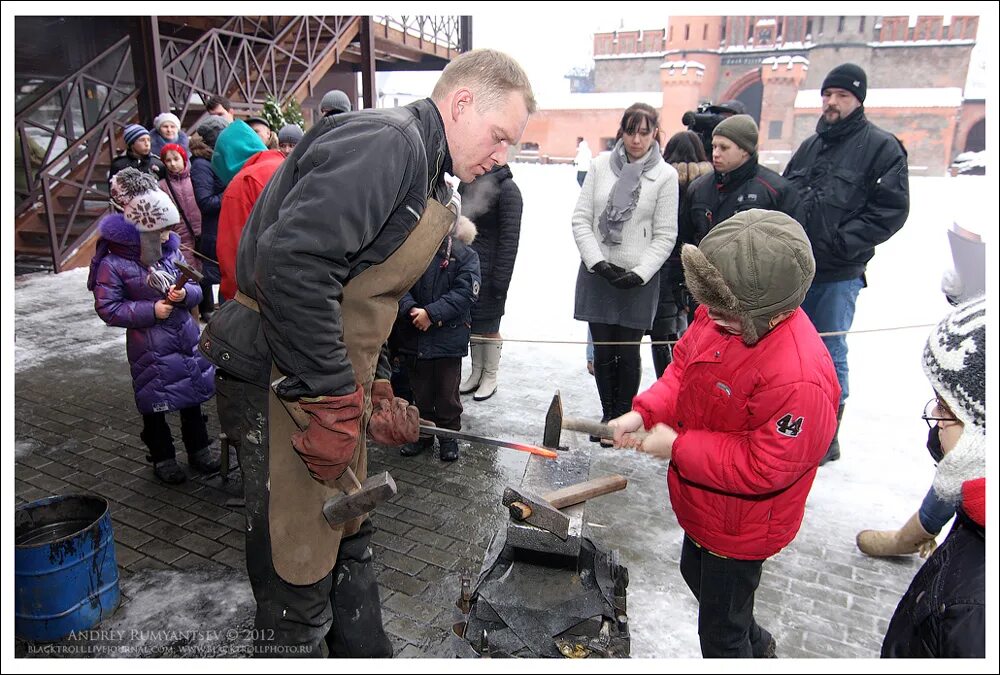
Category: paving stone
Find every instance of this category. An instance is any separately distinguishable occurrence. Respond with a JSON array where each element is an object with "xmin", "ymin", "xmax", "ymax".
[
  {"xmin": 114, "ymin": 543, "xmax": 146, "ymax": 569},
  {"xmin": 186, "ymin": 516, "xmax": 233, "ymax": 540},
  {"xmin": 372, "ymin": 530, "xmax": 416, "ymax": 554},
  {"xmin": 378, "ymin": 569, "xmax": 429, "ymax": 597},
  {"xmin": 154, "ymin": 504, "xmax": 198, "ymax": 526},
  {"xmin": 378, "ymin": 549, "xmax": 427, "ymax": 576},
  {"xmin": 113, "ymin": 523, "xmax": 154, "ymax": 550},
  {"xmin": 138, "ymin": 538, "xmax": 188, "ymax": 565},
  {"xmin": 175, "ymin": 532, "xmax": 225, "ymax": 558},
  {"xmin": 385, "ymin": 593, "xmax": 445, "ymax": 624},
  {"xmin": 211, "ymin": 546, "xmax": 246, "ymax": 570},
  {"xmin": 408, "ymin": 544, "xmax": 461, "ymax": 570}
]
